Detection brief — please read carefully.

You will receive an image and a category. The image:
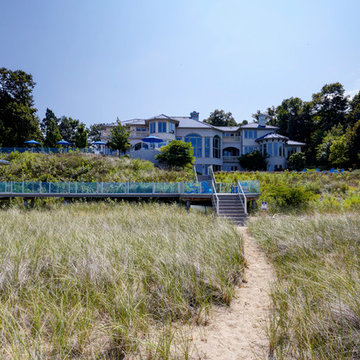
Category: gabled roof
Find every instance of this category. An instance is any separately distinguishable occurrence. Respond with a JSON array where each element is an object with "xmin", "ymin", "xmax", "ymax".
[
  {"xmin": 255, "ymin": 132, "xmax": 289, "ymax": 142},
  {"xmin": 214, "ymin": 126, "xmax": 241, "ymax": 132},
  {"xmin": 241, "ymin": 122, "xmax": 278, "ymax": 130}
]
